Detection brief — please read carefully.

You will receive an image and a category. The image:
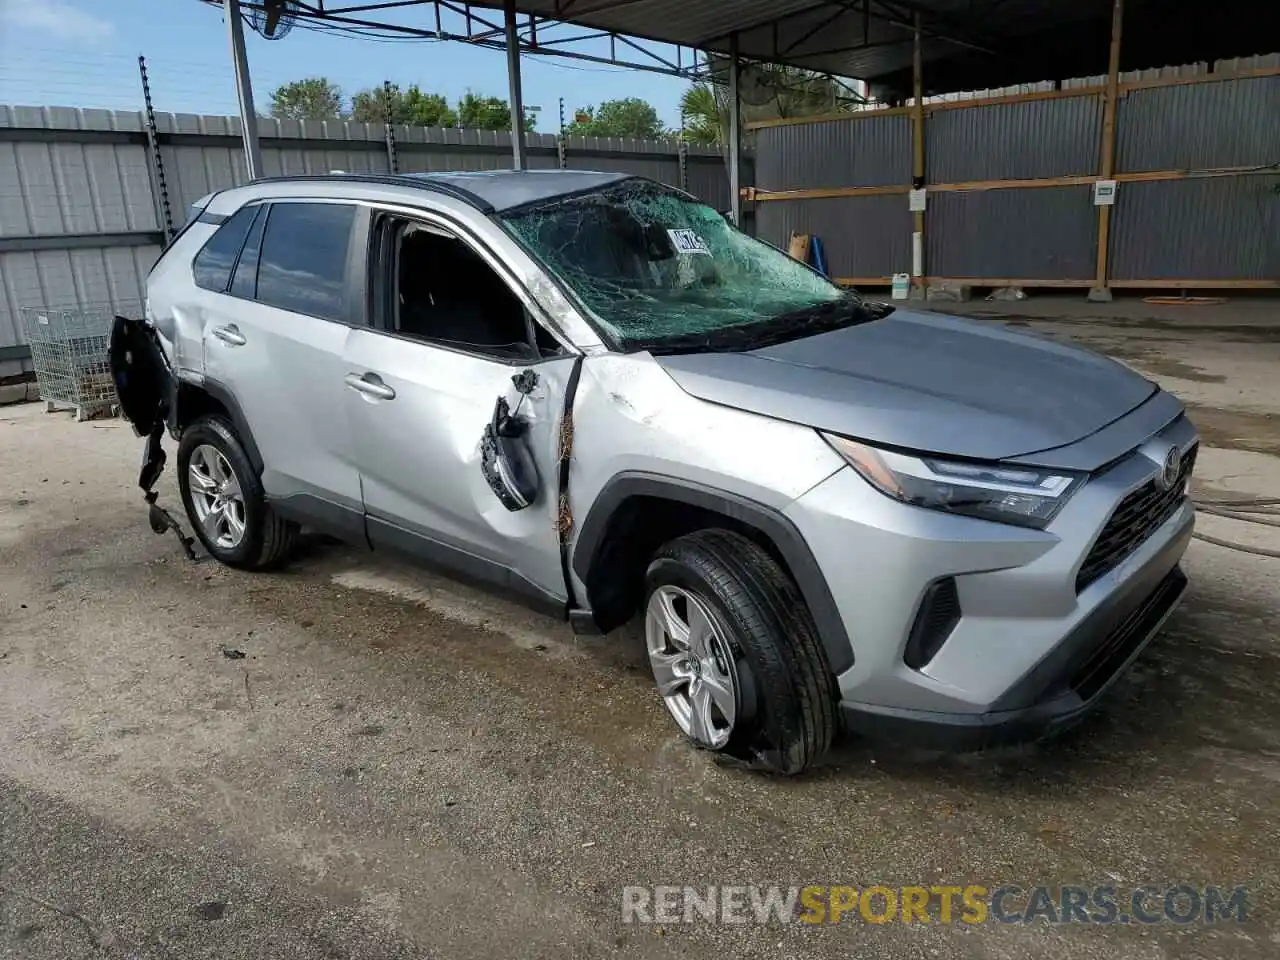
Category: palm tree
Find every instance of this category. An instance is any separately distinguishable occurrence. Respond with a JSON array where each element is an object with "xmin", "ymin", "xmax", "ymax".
[
  {"xmin": 679, "ymin": 58, "xmax": 866, "ymax": 145},
  {"xmin": 679, "ymin": 84, "xmax": 721, "ymax": 144}
]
